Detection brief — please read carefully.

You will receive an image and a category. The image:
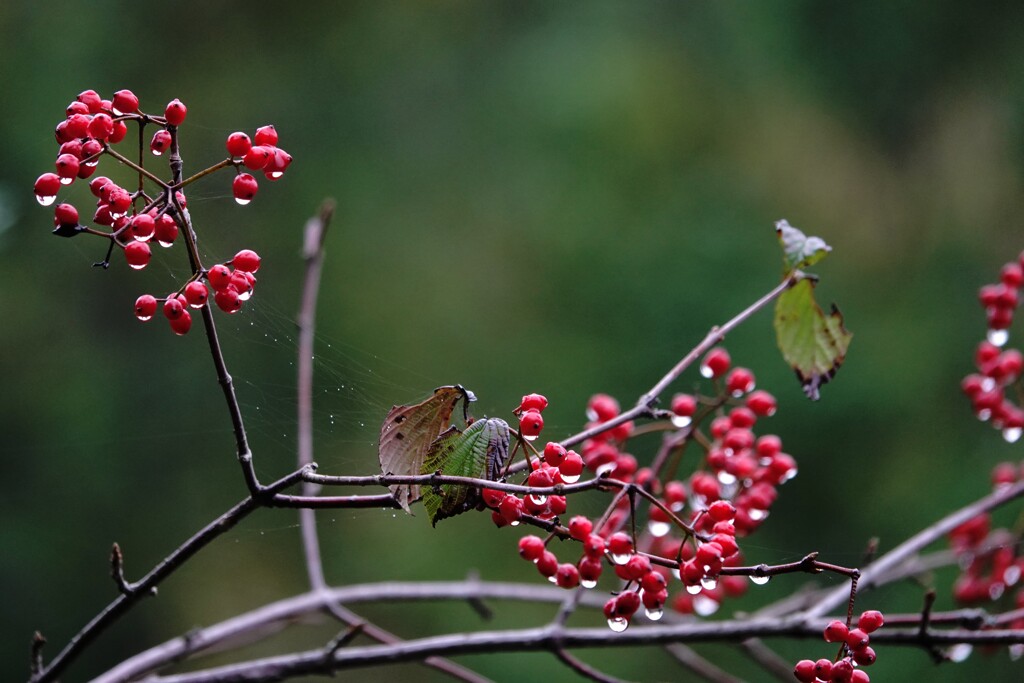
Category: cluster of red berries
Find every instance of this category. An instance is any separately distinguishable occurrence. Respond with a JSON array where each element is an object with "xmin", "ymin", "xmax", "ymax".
[
  {"xmin": 225, "ymin": 125, "xmax": 292, "ymax": 204},
  {"xmin": 490, "ymin": 346, "xmax": 798, "ymax": 630},
  {"xmin": 34, "ymin": 89, "xmax": 286, "ymax": 336},
  {"xmin": 134, "ymin": 249, "xmax": 261, "ymax": 335},
  {"xmin": 963, "ymin": 254, "xmax": 1024, "ymax": 441},
  {"xmin": 792, "ymin": 611, "xmax": 884, "ymax": 682}
]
